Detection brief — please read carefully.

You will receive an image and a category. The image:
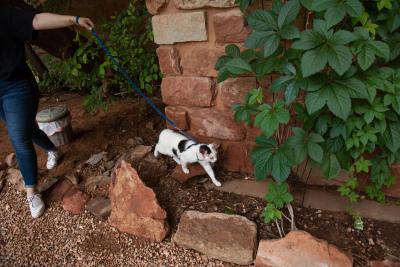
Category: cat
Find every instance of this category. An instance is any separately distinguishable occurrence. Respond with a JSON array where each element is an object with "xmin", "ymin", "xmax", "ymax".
[{"xmin": 154, "ymin": 129, "xmax": 222, "ymax": 187}]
